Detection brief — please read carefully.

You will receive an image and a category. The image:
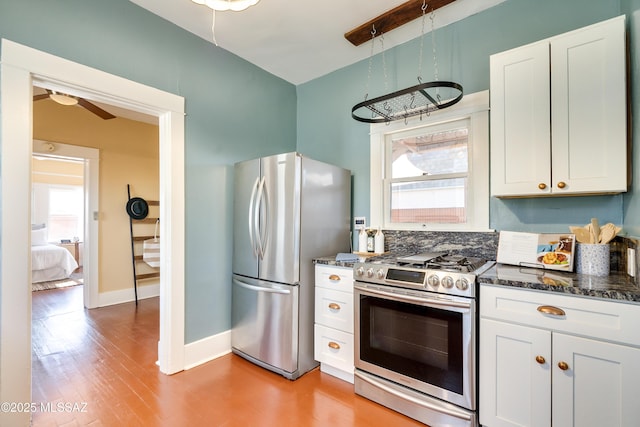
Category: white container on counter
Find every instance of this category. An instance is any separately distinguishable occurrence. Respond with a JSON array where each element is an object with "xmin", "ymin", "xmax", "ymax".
[
  {"xmin": 374, "ymin": 228, "xmax": 384, "ymax": 253},
  {"xmin": 358, "ymin": 228, "xmax": 368, "ymax": 253}
]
